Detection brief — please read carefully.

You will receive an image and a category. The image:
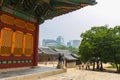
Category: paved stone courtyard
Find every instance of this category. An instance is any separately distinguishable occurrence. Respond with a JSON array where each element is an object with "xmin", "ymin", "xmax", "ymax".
[
  {"xmin": 38, "ymin": 68, "xmax": 120, "ymax": 80},
  {"xmin": 0, "ymin": 63, "xmax": 119, "ymax": 80},
  {"xmin": 0, "ymin": 66, "xmax": 57, "ymax": 79}
]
